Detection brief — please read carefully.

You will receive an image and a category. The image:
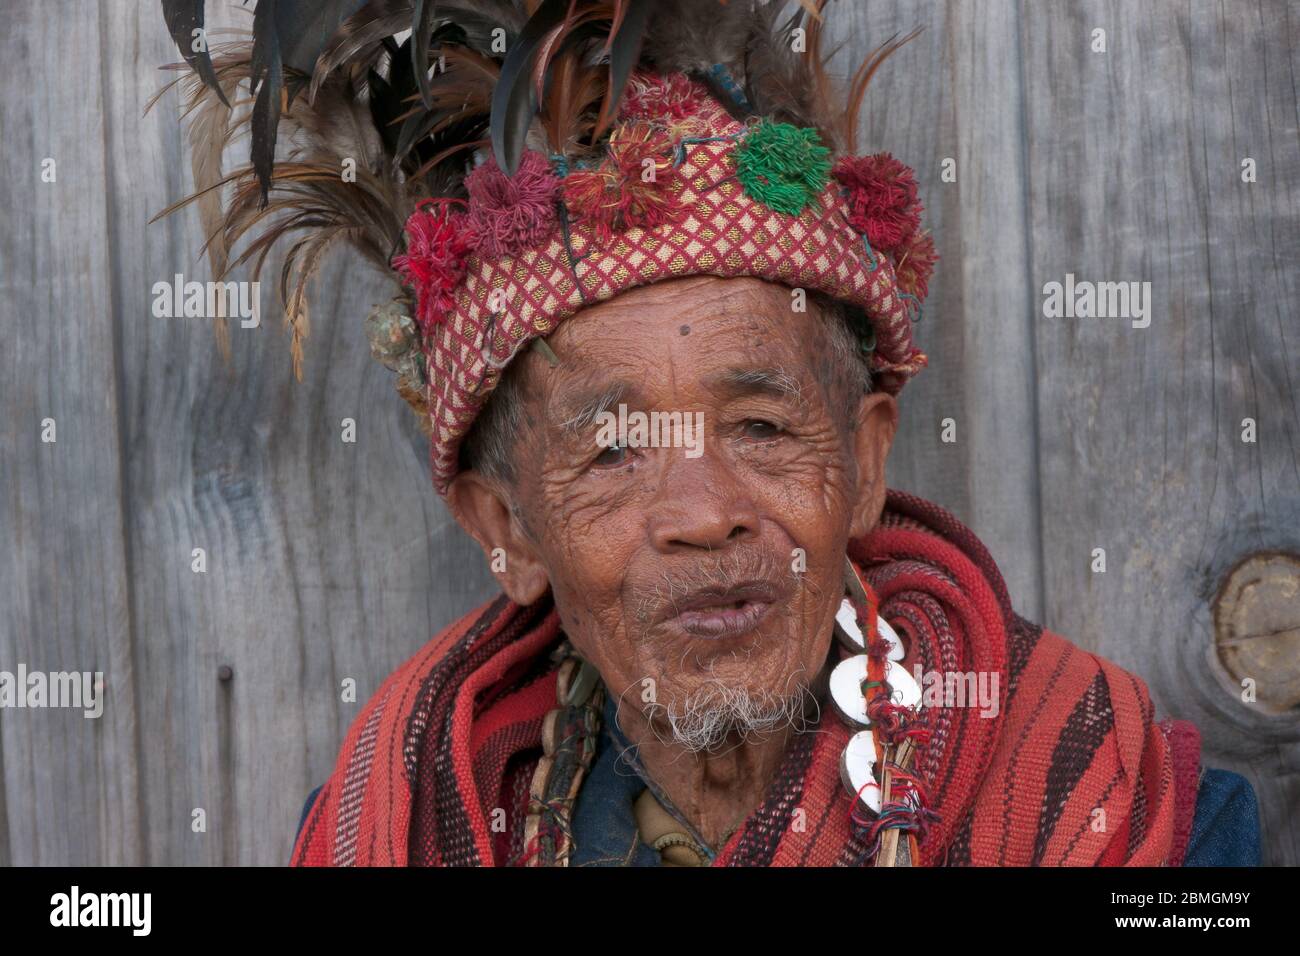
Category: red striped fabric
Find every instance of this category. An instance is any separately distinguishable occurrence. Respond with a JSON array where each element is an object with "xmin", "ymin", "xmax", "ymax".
[{"xmin": 291, "ymin": 491, "xmax": 1198, "ymax": 867}]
